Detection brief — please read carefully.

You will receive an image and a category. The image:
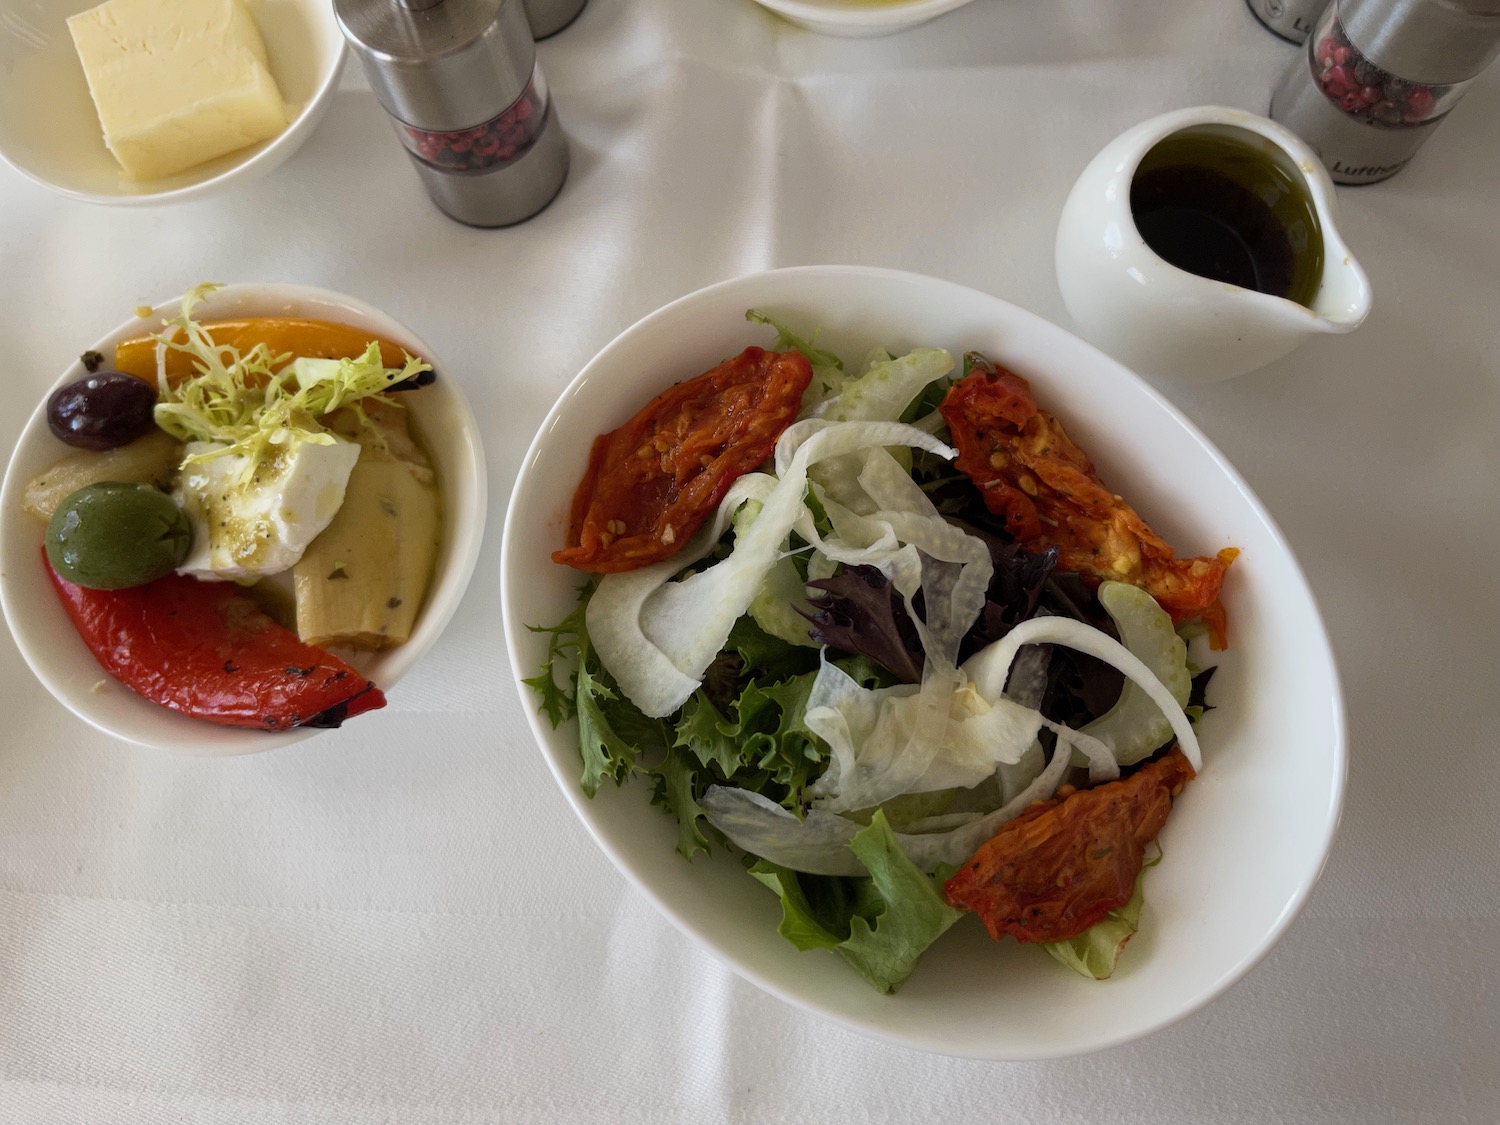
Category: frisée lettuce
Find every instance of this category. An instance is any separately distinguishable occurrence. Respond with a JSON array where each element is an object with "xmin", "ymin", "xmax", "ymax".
[{"xmin": 153, "ymin": 283, "xmax": 431, "ymax": 486}]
